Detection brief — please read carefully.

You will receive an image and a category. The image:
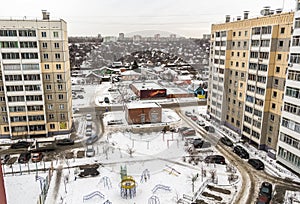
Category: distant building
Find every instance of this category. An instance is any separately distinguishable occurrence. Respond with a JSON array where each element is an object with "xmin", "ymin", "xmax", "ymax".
[
  {"xmin": 103, "ymin": 36, "xmax": 117, "ymax": 42},
  {"xmin": 133, "ymin": 35, "xmax": 142, "ymax": 42},
  {"xmin": 125, "ymin": 103, "xmax": 162, "ymax": 124},
  {"xmin": 130, "ymin": 82, "xmax": 166, "ymax": 99},
  {"xmin": 118, "ymin": 33, "xmax": 125, "ymax": 41},
  {"xmin": 0, "ymin": 10, "xmax": 73, "ymax": 138},
  {"xmin": 154, "ymin": 34, "xmax": 160, "ymax": 41},
  {"xmin": 202, "ymin": 34, "xmax": 211, "ymax": 40}
]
